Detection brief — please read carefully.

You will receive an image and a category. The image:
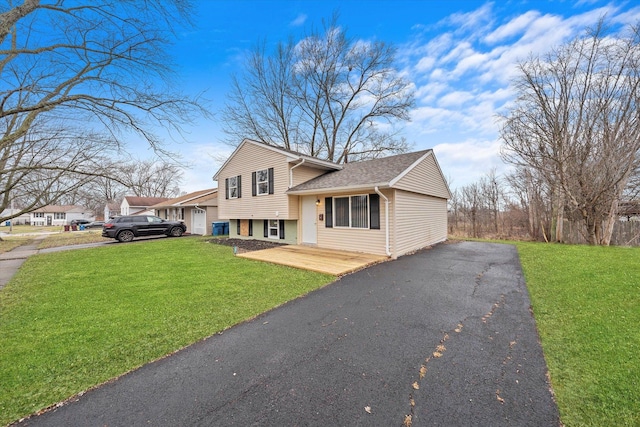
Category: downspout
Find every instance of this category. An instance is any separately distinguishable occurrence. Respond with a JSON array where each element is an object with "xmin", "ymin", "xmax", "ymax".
[
  {"xmin": 289, "ymin": 159, "xmax": 306, "ymax": 188},
  {"xmin": 374, "ymin": 186, "xmax": 391, "ymax": 257}
]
